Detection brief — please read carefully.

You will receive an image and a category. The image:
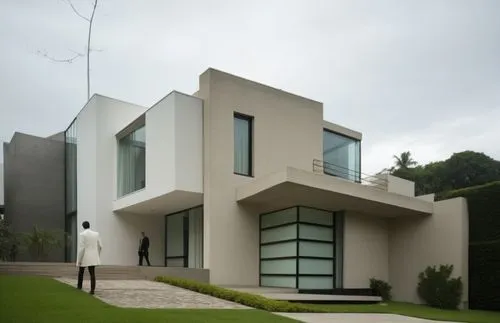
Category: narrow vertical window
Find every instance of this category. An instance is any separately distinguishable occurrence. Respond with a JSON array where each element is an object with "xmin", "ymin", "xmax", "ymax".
[{"xmin": 234, "ymin": 113, "xmax": 253, "ymax": 176}]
